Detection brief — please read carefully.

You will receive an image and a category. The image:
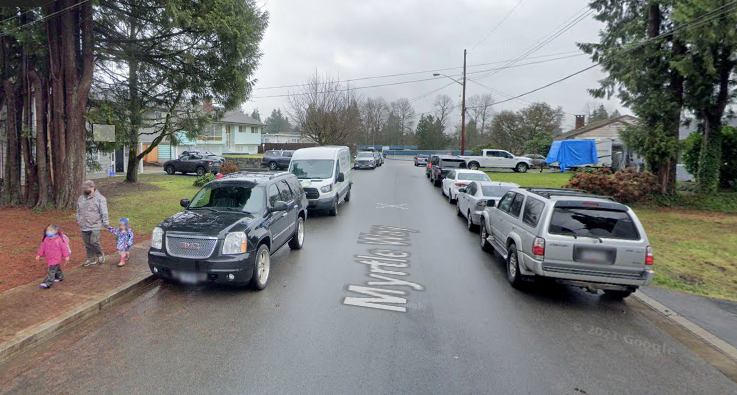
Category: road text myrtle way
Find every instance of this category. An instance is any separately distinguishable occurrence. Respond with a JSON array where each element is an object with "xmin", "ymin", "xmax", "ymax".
[{"xmin": 342, "ymin": 225, "xmax": 423, "ymax": 313}]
